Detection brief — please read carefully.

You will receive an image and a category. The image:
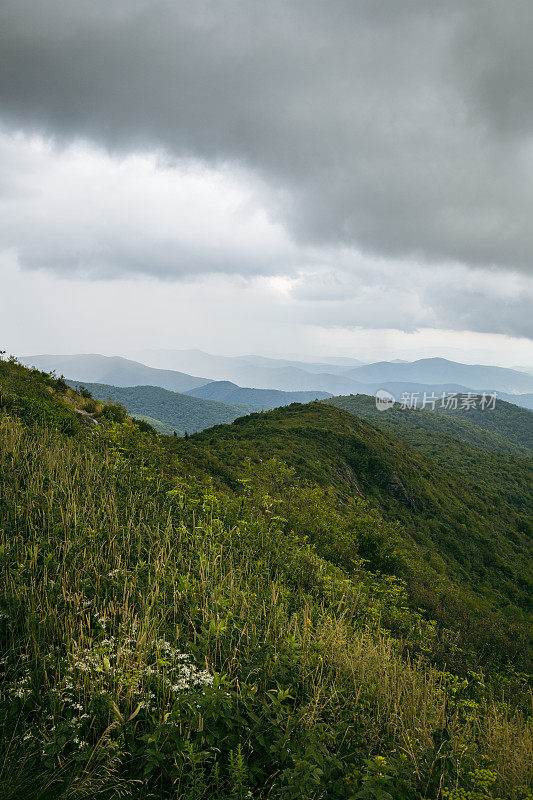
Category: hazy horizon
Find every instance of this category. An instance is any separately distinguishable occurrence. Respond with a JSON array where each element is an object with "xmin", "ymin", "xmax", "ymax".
[{"xmin": 13, "ymin": 347, "xmax": 533, "ymax": 375}]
